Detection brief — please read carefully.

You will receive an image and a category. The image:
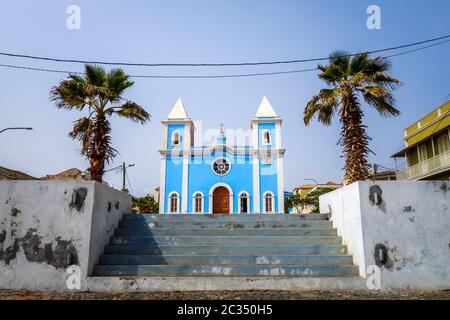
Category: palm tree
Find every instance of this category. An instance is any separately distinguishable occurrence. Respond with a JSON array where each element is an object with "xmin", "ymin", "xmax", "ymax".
[
  {"xmin": 50, "ymin": 64, "xmax": 150, "ymax": 182},
  {"xmin": 304, "ymin": 52, "xmax": 401, "ymax": 184}
]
